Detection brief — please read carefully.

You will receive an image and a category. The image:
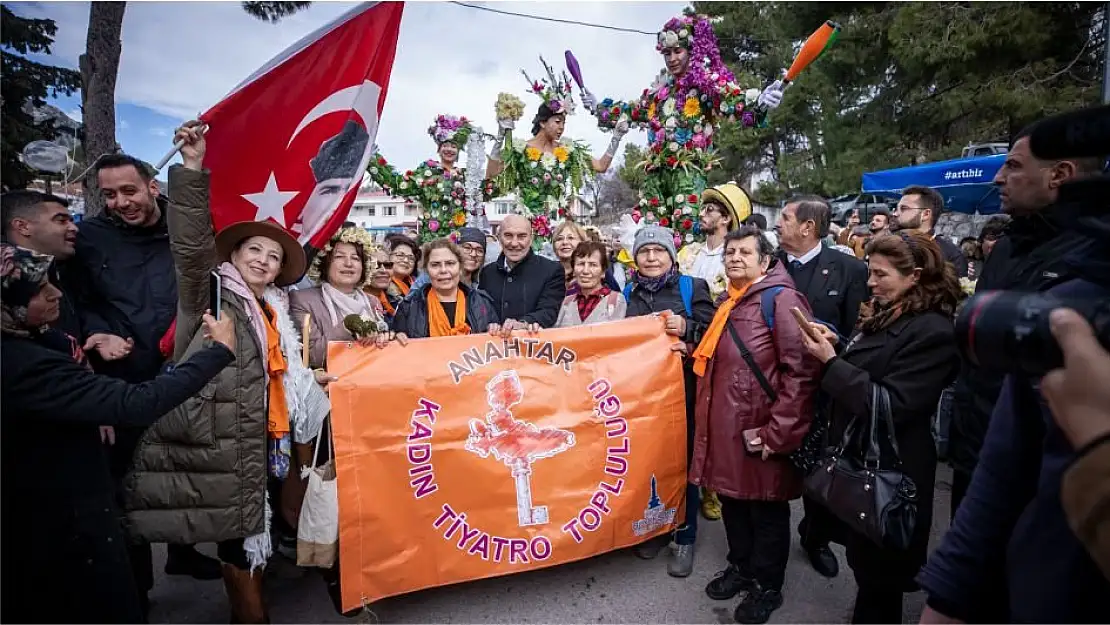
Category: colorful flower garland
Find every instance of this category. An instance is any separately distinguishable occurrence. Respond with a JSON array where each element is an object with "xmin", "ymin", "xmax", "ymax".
[
  {"xmin": 496, "ymin": 137, "xmax": 591, "ymax": 244},
  {"xmin": 428, "ymin": 114, "xmax": 473, "ymax": 147}
]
